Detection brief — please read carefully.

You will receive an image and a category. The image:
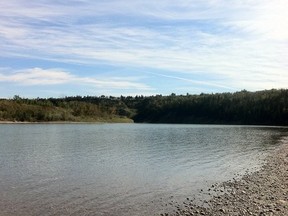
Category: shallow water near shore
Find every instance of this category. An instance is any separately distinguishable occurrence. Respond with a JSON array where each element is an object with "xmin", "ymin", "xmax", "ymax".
[{"xmin": 0, "ymin": 124, "xmax": 287, "ymax": 215}]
